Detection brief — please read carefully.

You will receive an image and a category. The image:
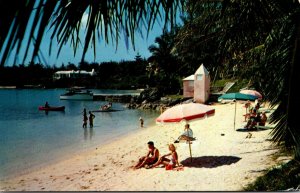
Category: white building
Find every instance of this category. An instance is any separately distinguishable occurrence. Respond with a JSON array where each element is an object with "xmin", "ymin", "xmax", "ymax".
[{"xmin": 53, "ymin": 69, "xmax": 96, "ymax": 80}]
